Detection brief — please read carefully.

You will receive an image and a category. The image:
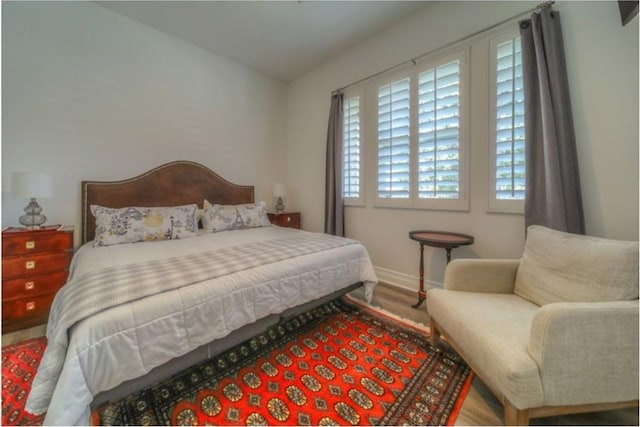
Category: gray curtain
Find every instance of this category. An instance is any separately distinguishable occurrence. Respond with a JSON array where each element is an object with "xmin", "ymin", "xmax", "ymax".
[
  {"xmin": 520, "ymin": 7, "xmax": 585, "ymax": 234},
  {"xmin": 324, "ymin": 92, "xmax": 345, "ymax": 236}
]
